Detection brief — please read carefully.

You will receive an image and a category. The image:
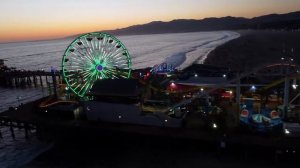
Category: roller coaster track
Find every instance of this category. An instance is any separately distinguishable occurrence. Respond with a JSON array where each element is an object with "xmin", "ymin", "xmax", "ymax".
[
  {"xmin": 167, "ymin": 62, "xmax": 300, "ymax": 111},
  {"xmin": 261, "ymin": 74, "xmax": 300, "ymax": 91}
]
